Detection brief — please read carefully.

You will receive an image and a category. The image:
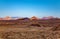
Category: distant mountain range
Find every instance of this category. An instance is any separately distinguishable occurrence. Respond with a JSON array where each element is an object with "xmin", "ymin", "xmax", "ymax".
[{"xmin": 0, "ymin": 16, "xmax": 59, "ymax": 20}]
